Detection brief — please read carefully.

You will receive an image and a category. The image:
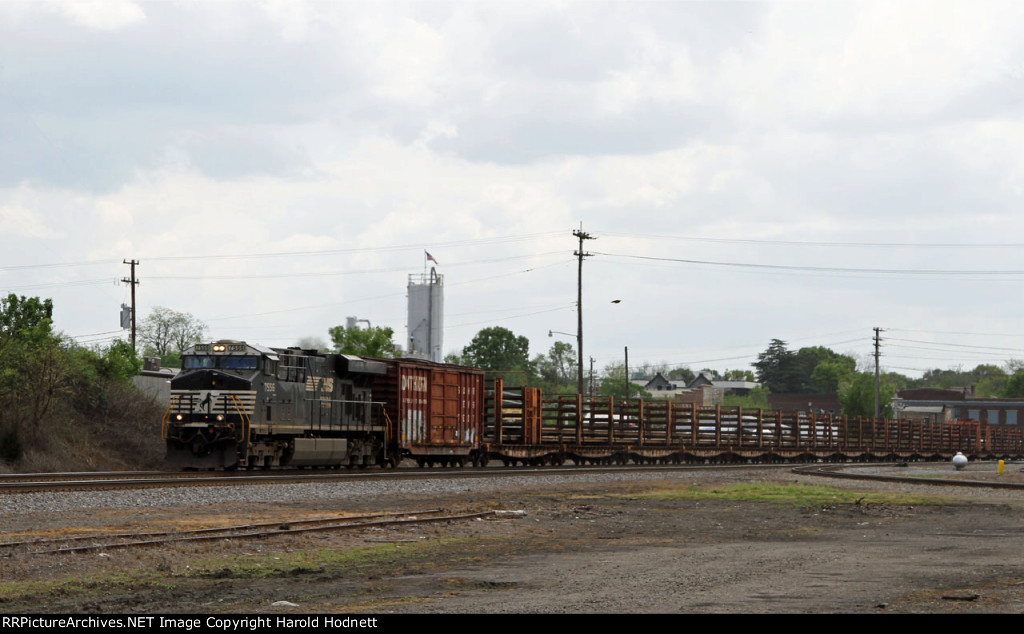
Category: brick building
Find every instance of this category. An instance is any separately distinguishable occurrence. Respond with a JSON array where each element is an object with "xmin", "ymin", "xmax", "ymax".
[{"xmin": 895, "ymin": 388, "xmax": 1024, "ymax": 425}]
